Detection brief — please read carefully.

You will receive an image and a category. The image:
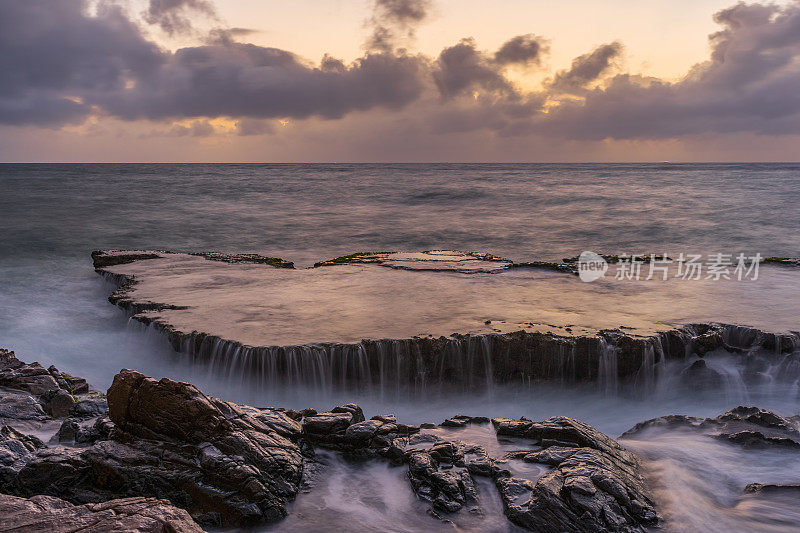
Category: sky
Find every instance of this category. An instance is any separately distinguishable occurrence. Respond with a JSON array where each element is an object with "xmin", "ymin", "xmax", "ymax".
[{"xmin": 1, "ymin": 0, "xmax": 800, "ymax": 162}]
